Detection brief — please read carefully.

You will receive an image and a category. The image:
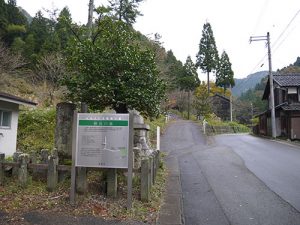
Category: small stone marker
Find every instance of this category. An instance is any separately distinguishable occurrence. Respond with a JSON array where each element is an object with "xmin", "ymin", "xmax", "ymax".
[
  {"xmin": 12, "ymin": 151, "xmax": 22, "ymax": 177},
  {"xmin": 141, "ymin": 158, "xmax": 151, "ymax": 202},
  {"xmin": 47, "ymin": 155, "xmax": 58, "ymax": 192},
  {"xmin": 41, "ymin": 149, "xmax": 49, "ymax": 164},
  {"xmin": 18, "ymin": 154, "xmax": 29, "ymax": 188}
]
